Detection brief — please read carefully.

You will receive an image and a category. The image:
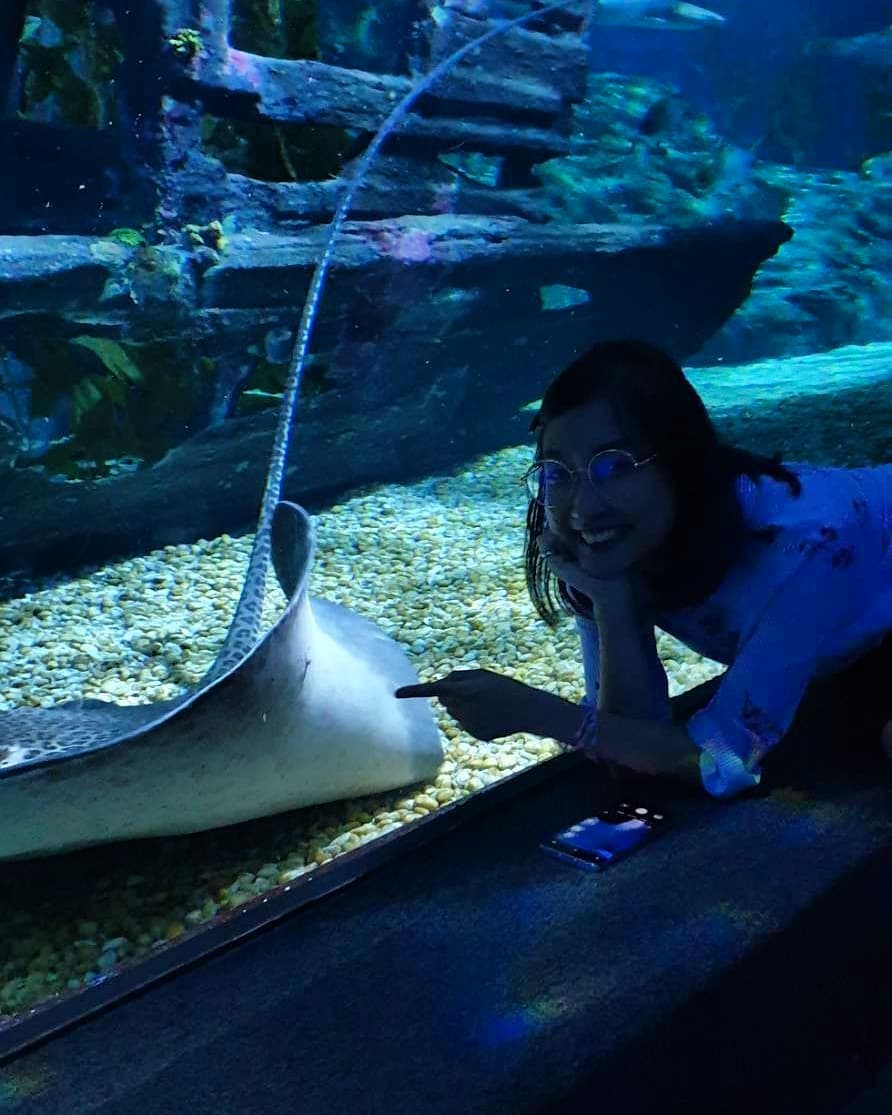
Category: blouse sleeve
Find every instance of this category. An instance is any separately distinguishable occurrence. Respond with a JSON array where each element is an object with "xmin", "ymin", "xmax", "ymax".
[
  {"xmin": 575, "ymin": 614, "xmax": 672, "ymax": 723},
  {"xmin": 685, "ymin": 512, "xmax": 877, "ymax": 799}
]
